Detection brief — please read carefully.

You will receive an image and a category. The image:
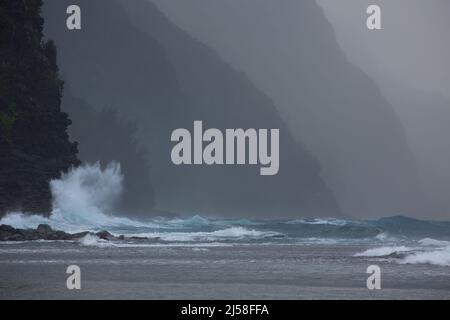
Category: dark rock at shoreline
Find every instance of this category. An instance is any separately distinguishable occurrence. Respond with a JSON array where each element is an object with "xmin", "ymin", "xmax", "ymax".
[
  {"xmin": 36, "ymin": 224, "xmax": 53, "ymax": 235},
  {"xmin": 0, "ymin": 224, "xmax": 159, "ymax": 242},
  {"xmin": 71, "ymin": 231, "xmax": 91, "ymax": 239},
  {"xmin": 0, "ymin": 224, "xmax": 73, "ymax": 241},
  {"xmin": 96, "ymin": 230, "xmax": 115, "ymax": 241}
]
